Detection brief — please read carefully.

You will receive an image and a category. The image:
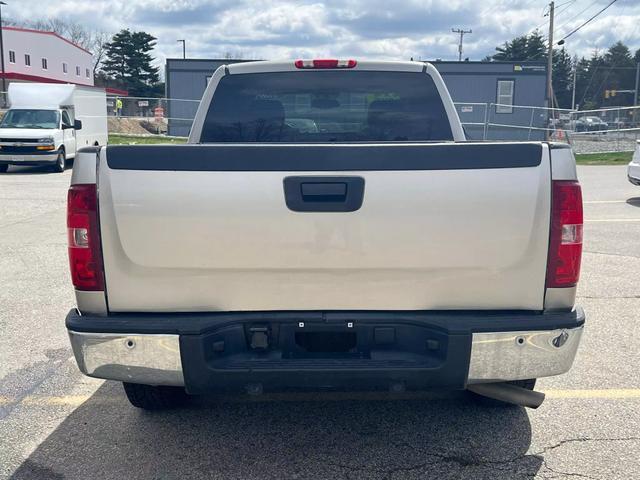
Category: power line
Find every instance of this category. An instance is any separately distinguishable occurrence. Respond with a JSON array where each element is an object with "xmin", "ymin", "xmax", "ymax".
[
  {"xmin": 578, "ymin": 65, "xmax": 636, "ymax": 106},
  {"xmin": 525, "ymin": 0, "xmax": 574, "ymax": 38},
  {"xmin": 555, "ymin": 0, "xmax": 576, "ymax": 8},
  {"xmin": 554, "ymin": 0, "xmax": 600, "ymax": 34},
  {"xmin": 583, "ymin": 67, "xmax": 614, "ymax": 106},
  {"xmin": 557, "ymin": 0, "xmax": 620, "ymax": 44},
  {"xmin": 555, "ymin": 0, "xmax": 577, "ymax": 16}
]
